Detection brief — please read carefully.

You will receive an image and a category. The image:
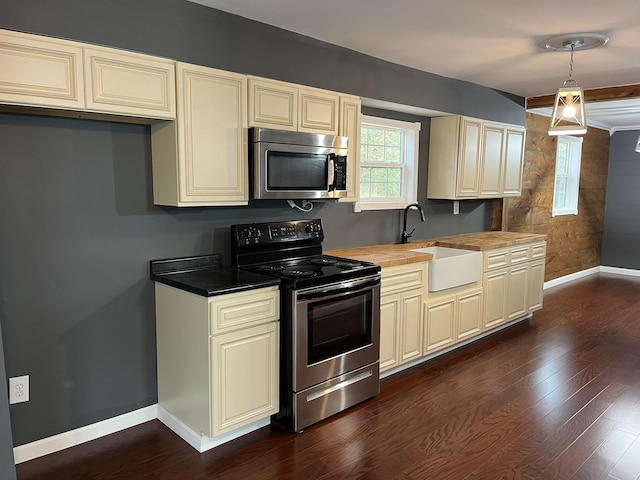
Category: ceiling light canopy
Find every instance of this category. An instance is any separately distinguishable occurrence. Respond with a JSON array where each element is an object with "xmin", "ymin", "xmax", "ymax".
[{"xmin": 540, "ymin": 33, "xmax": 609, "ymax": 137}]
